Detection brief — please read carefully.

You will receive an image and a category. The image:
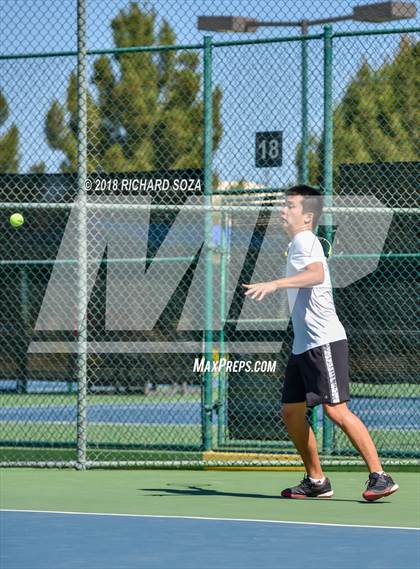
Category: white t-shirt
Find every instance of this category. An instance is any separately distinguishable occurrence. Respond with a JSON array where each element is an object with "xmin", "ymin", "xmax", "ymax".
[{"xmin": 286, "ymin": 230, "xmax": 346, "ymax": 354}]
